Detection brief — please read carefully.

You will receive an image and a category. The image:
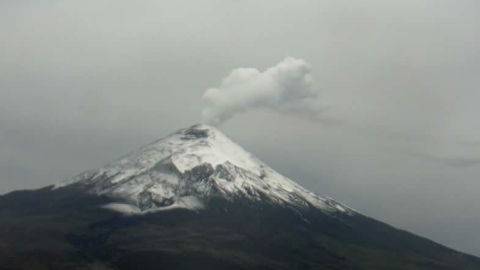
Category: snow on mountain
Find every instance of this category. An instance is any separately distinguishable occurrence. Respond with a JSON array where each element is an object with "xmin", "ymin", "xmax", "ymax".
[{"xmin": 54, "ymin": 124, "xmax": 353, "ymax": 215}]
